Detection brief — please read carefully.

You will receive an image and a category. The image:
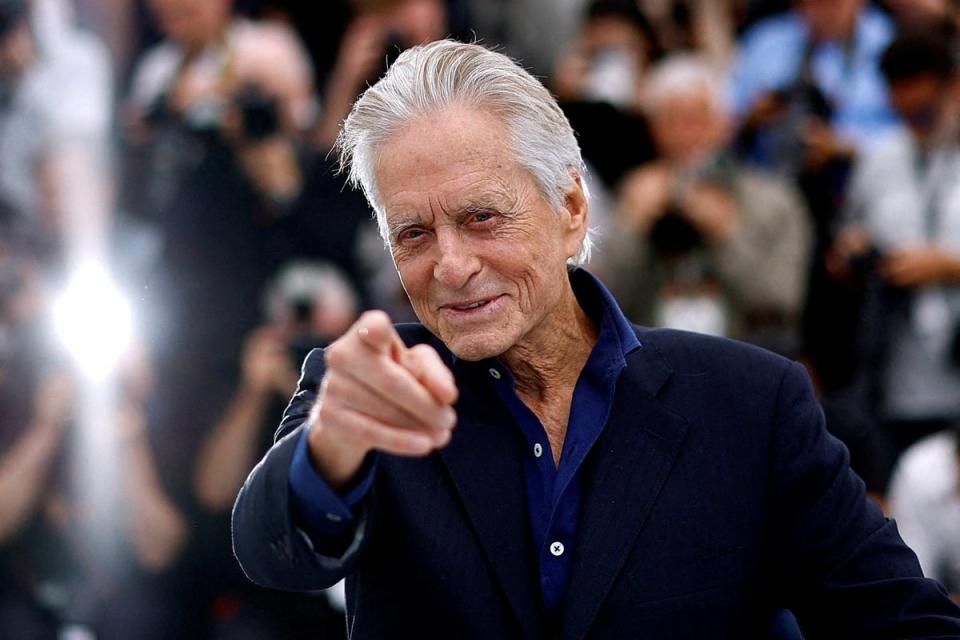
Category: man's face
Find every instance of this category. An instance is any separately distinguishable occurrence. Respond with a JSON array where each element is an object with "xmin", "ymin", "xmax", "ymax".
[
  {"xmin": 375, "ymin": 106, "xmax": 587, "ymax": 361},
  {"xmin": 889, "ymin": 73, "xmax": 954, "ymax": 141}
]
